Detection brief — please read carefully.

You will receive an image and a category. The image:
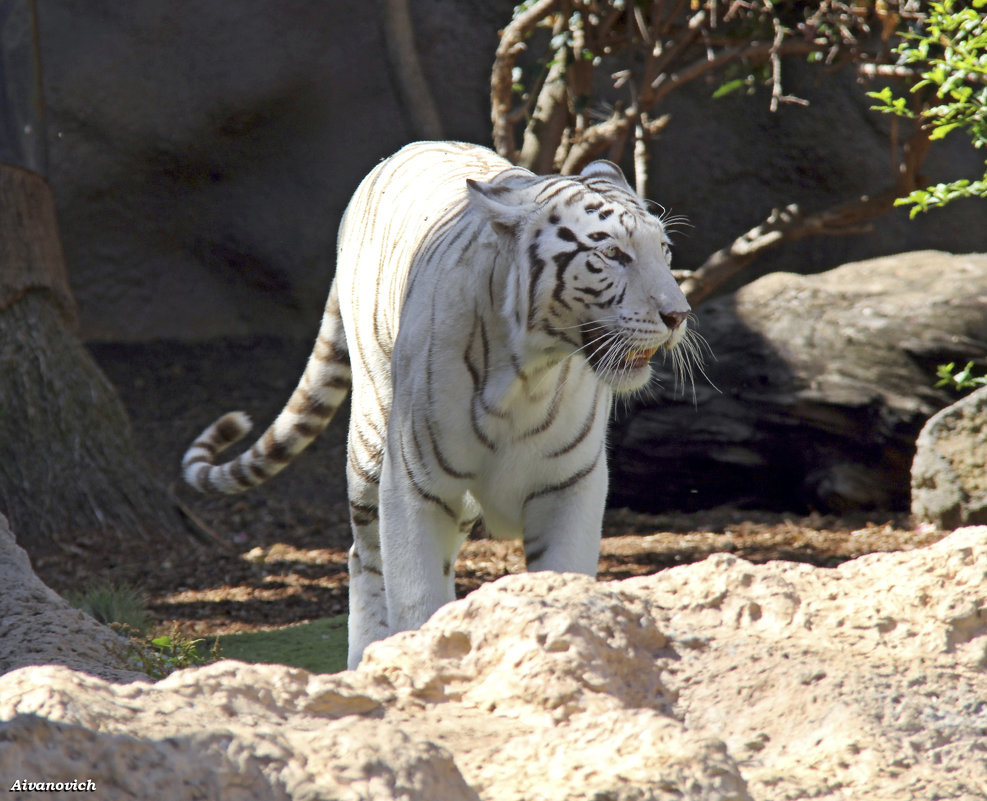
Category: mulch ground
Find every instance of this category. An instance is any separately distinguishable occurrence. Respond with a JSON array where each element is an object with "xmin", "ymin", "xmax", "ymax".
[{"xmin": 32, "ymin": 337, "xmax": 942, "ymax": 638}]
